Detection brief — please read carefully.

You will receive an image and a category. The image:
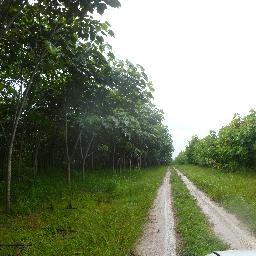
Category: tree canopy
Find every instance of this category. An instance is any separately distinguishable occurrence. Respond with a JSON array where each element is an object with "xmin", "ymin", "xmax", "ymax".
[
  {"xmin": 175, "ymin": 110, "xmax": 256, "ymax": 171},
  {"xmin": 0, "ymin": 0, "xmax": 173, "ymax": 212}
]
